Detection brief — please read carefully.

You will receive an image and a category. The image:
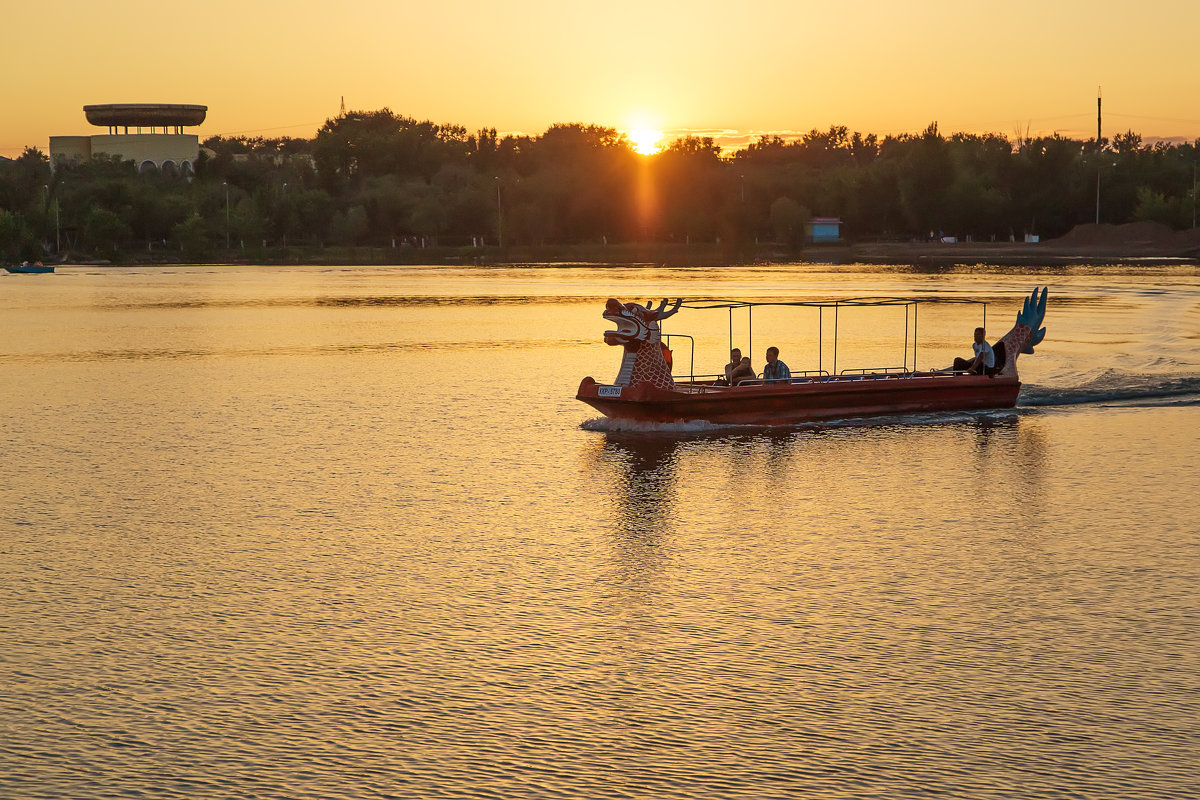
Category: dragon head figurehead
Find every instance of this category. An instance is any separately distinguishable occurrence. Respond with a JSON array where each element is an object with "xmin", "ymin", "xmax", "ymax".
[
  {"xmin": 603, "ymin": 298, "xmax": 680, "ymax": 348},
  {"xmin": 602, "ymin": 298, "xmax": 682, "ymax": 388}
]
